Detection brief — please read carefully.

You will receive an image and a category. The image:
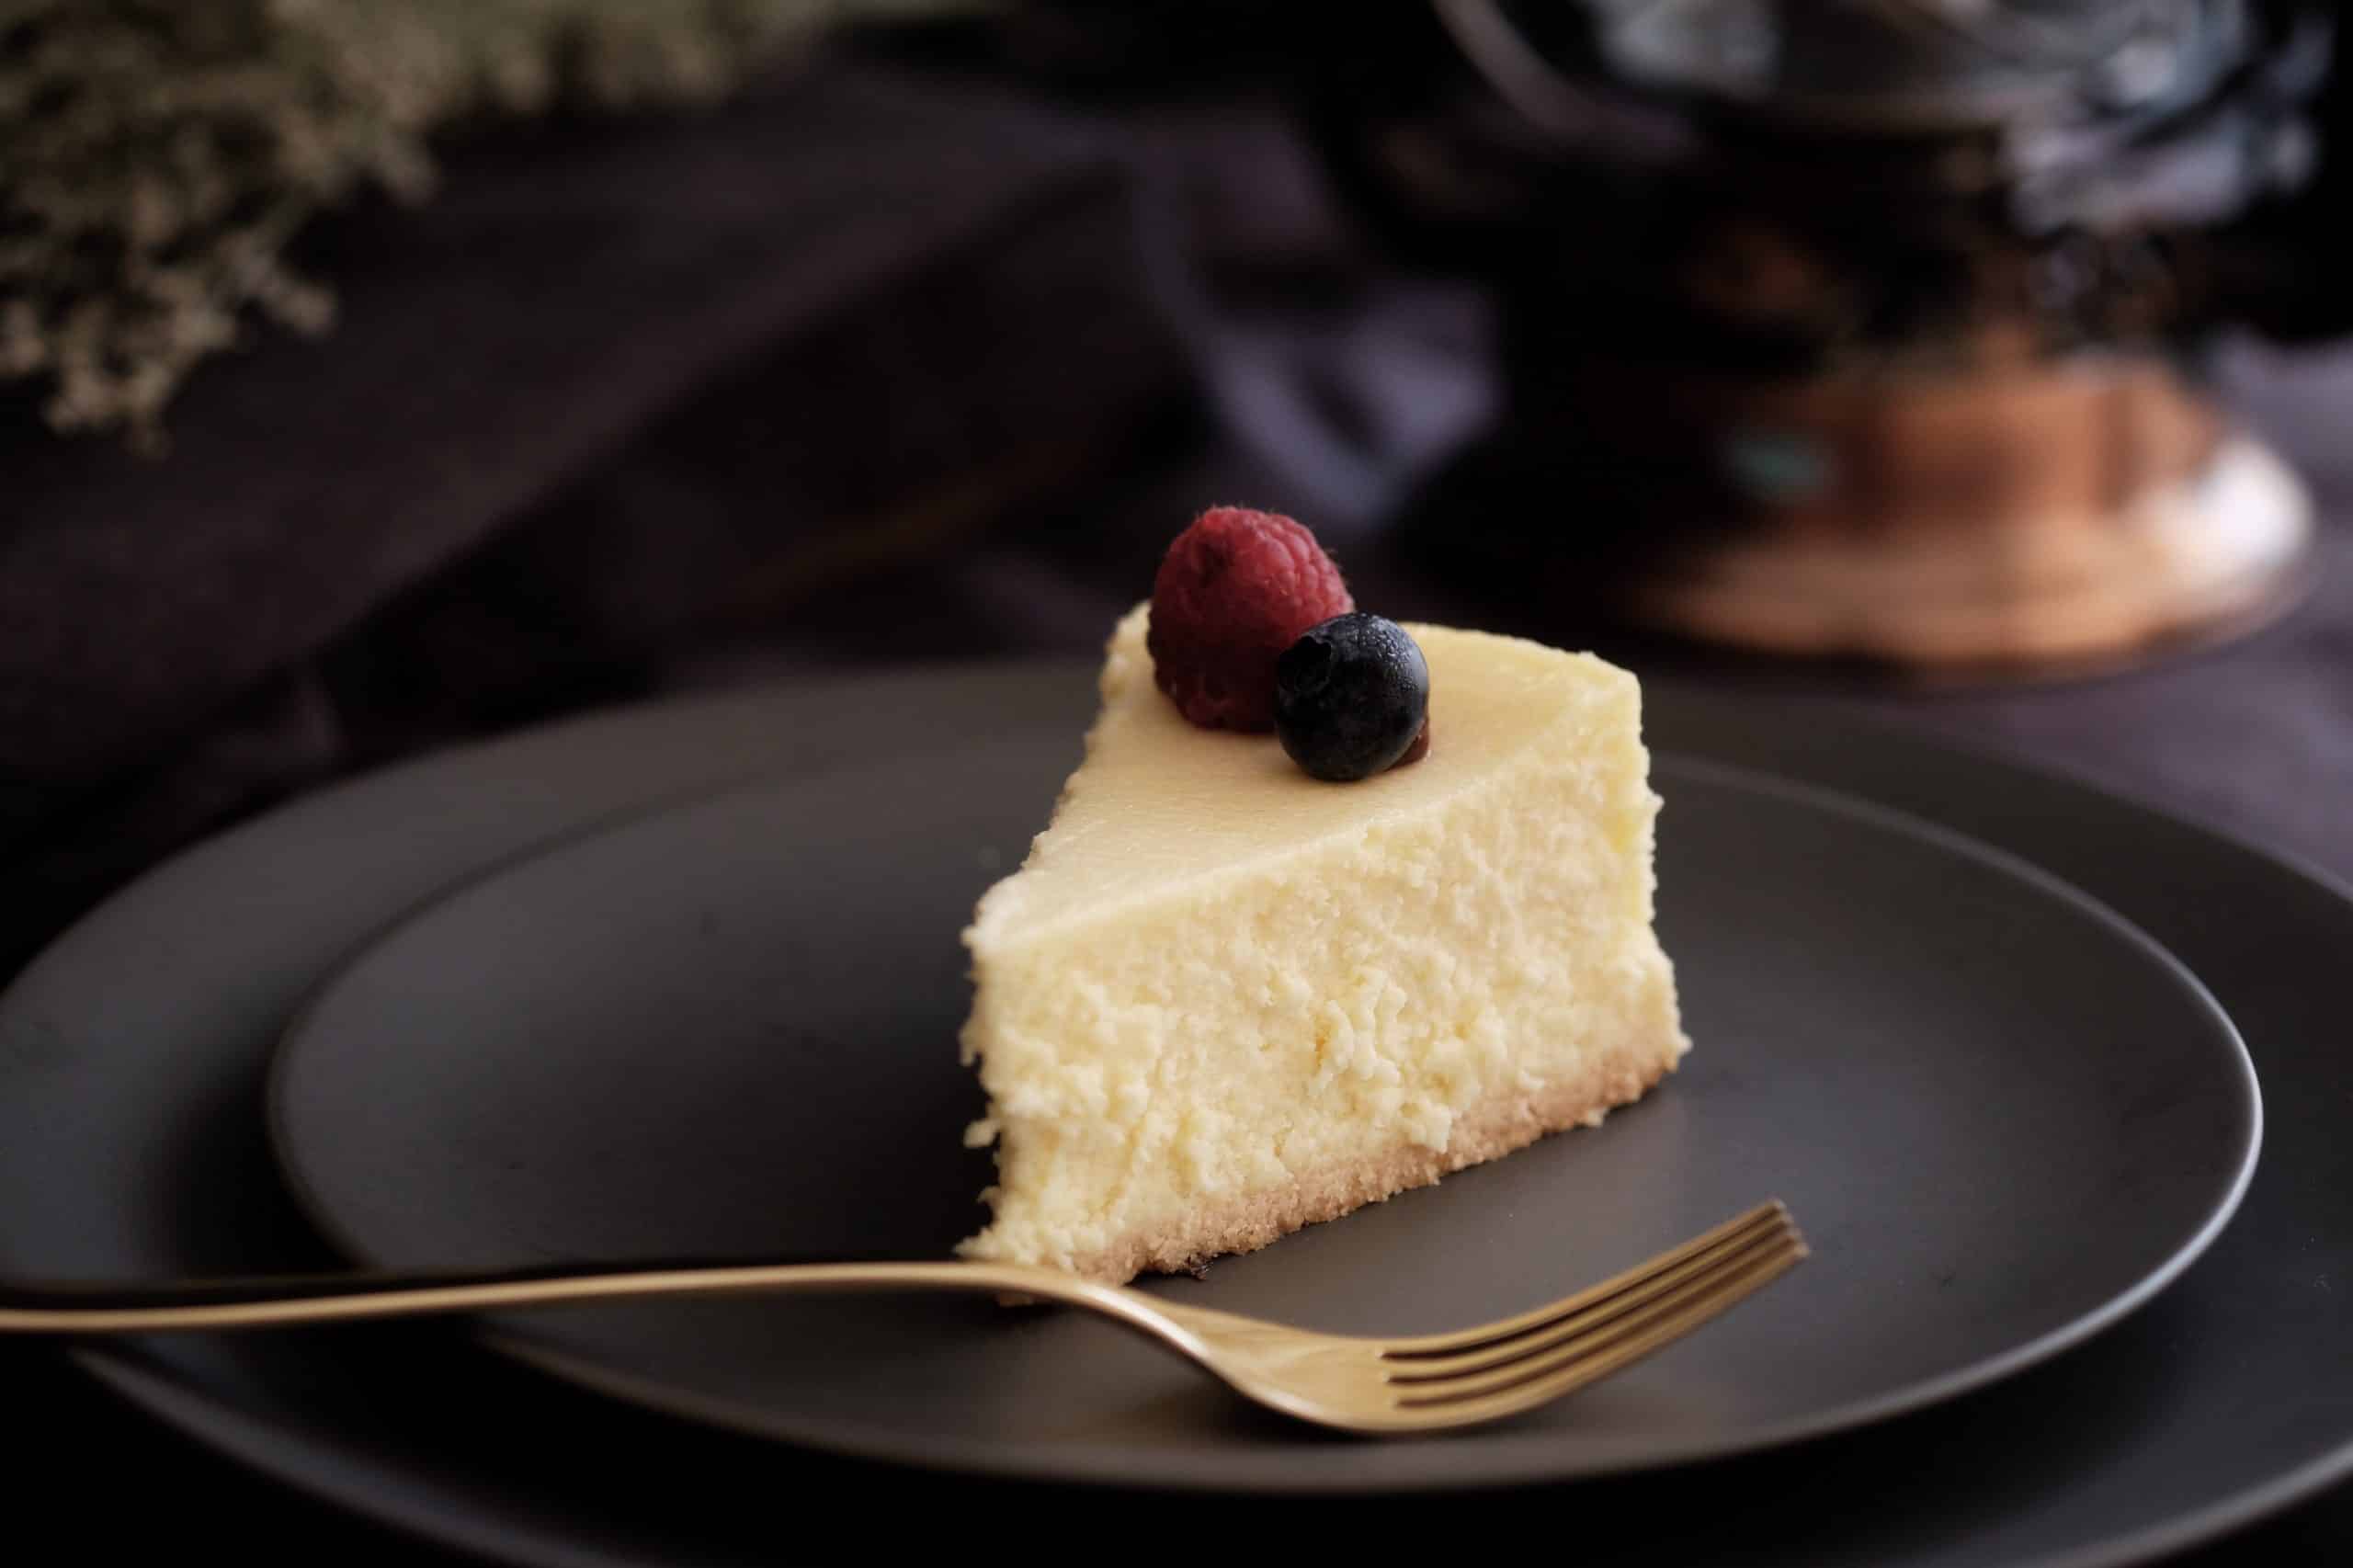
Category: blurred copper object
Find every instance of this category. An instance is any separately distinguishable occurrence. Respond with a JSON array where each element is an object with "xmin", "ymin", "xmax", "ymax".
[
  {"xmin": 1602, "ymin": 356, "xmax": 2313, "ymax": 669},
  {"xmin": 1308, "ymin": 1, "xmax": 2341, "ymax": 676}
]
